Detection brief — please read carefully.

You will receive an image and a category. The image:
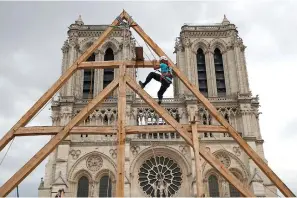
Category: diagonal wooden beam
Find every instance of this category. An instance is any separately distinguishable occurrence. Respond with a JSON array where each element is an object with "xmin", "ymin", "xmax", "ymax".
[
  {"xmin": 0, "ymin": 11, "xmax": 125, "ymax": 153},
  {"xmin": 125, "ymin": 11, "xmax": 295, "ymax": 197},
  {"xmin": 0, "ymin": 78, "xmax": 119, "ymax": 197},
  {"xmin": 125, "ymin": 75, "xmax": 254, "ymax": 197}
]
